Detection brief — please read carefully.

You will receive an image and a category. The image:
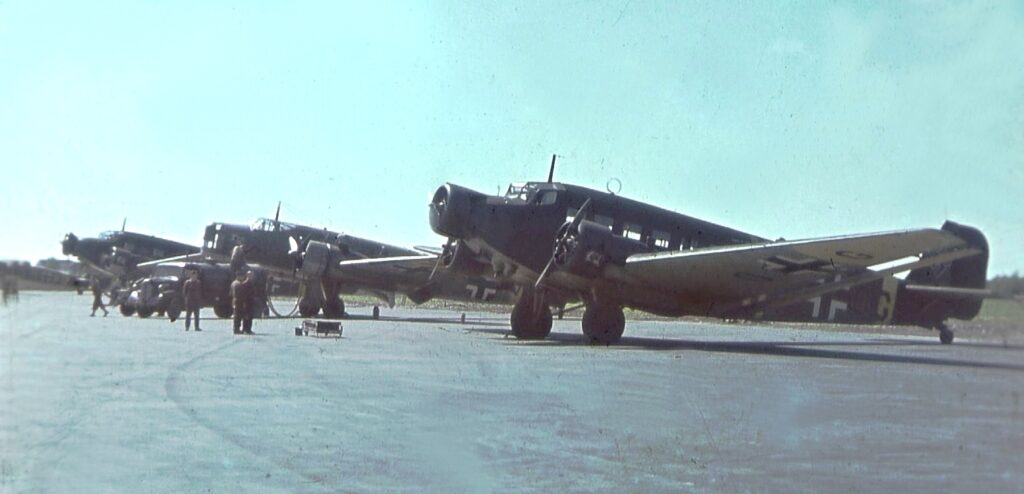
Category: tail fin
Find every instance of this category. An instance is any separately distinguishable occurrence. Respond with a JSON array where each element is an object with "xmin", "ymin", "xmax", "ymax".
[{"xmin": 904, "ymin": 220, "xmax": 989, "ymax": 320}]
